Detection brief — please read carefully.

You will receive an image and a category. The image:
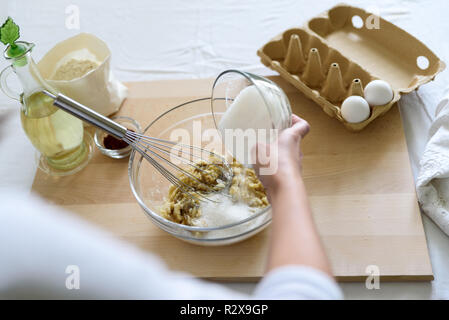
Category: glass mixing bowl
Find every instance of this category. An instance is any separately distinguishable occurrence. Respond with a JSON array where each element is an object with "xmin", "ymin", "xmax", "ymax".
[
  {"xmin": 128, "ymin": 70, "xmax": 292, "ymax": 246},
  {"xmin": 128, "ymin": 97, "xmax": 272, "ymax": 245}
]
